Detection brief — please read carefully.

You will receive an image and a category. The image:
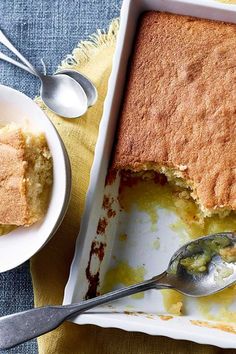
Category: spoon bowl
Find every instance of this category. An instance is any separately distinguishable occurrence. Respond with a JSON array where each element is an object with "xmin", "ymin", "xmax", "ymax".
[
  {"xmin": 40, "ymin": 74, "xmax": 88, "ymax": 118},
  {"xmin": 165, "ymin": 232, "xmax": 236, "ymax": 296},
  {"xmin": 56, "ymin": 69, "xmax": 97, "ymax": 107}
]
